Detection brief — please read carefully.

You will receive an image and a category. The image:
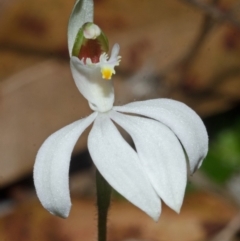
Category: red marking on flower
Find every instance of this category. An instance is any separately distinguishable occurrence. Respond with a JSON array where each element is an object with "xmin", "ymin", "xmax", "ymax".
[{"xmin": 78, "ymin": 39, "xmax": 102, "ymax": 64}]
